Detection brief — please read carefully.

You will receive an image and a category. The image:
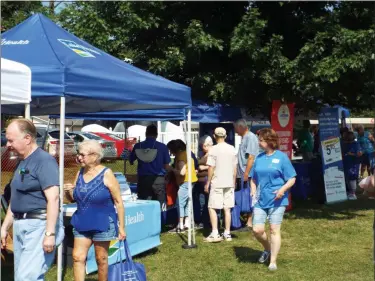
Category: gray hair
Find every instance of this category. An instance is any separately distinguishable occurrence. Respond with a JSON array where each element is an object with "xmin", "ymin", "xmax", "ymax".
[
  {"xmin": 234, "ymin": 119, "xmax": 248, "ymax": 129},
  {"xmin": 78, "ymin": 140, "xmax": 104, "ymax": 161},
  {"xmin": 199, "ymin": 135, "xmax": 213, "ymax": 147}
]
